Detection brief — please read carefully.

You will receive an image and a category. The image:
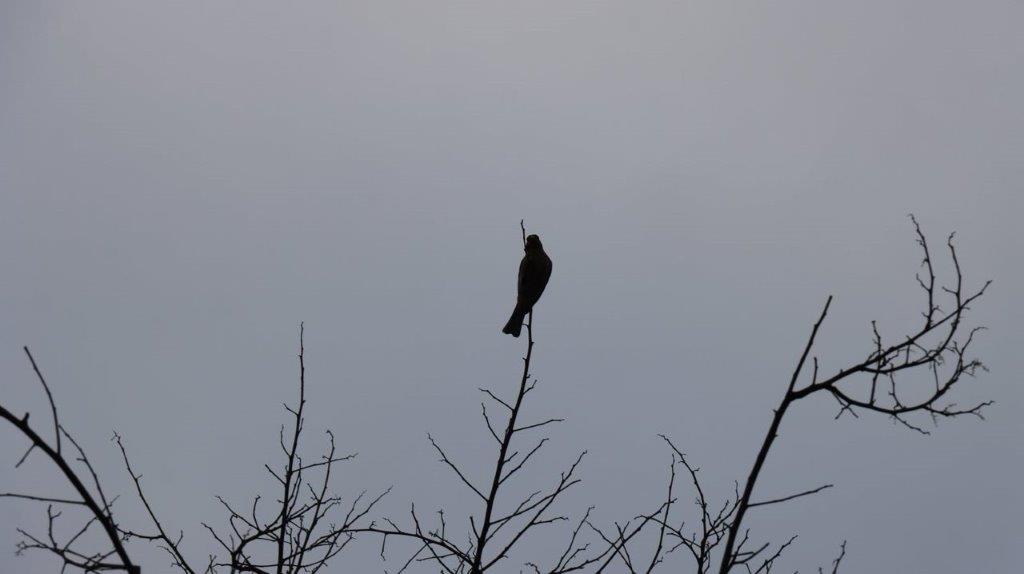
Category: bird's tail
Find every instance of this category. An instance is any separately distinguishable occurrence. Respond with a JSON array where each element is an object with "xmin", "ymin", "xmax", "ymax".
[{"xmin": 502, "ymin": 305, "xmax": 527, "ymax": 337}]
